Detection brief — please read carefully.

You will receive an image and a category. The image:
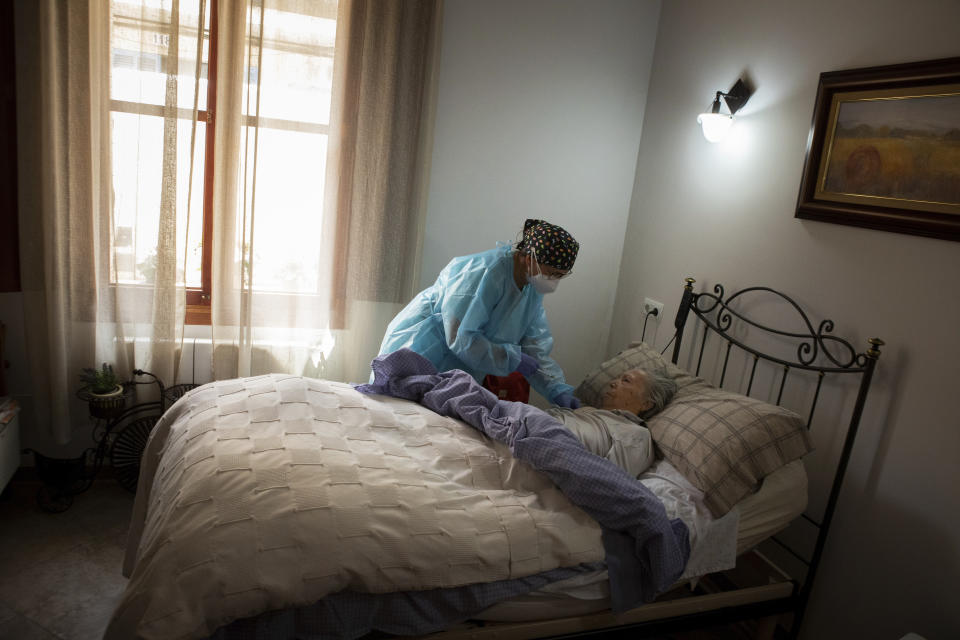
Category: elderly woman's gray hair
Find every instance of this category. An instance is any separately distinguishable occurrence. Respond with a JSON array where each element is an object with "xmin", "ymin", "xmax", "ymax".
[{"xmin": 639, "ymin": 370, "xmax": 678, "ymax": 419}]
